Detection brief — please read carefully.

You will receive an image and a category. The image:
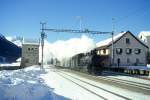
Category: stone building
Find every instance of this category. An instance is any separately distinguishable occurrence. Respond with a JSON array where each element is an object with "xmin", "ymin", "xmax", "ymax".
[{"xmin": 21, "ymin": 39, "xmax": 39, "ymax": 67}]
